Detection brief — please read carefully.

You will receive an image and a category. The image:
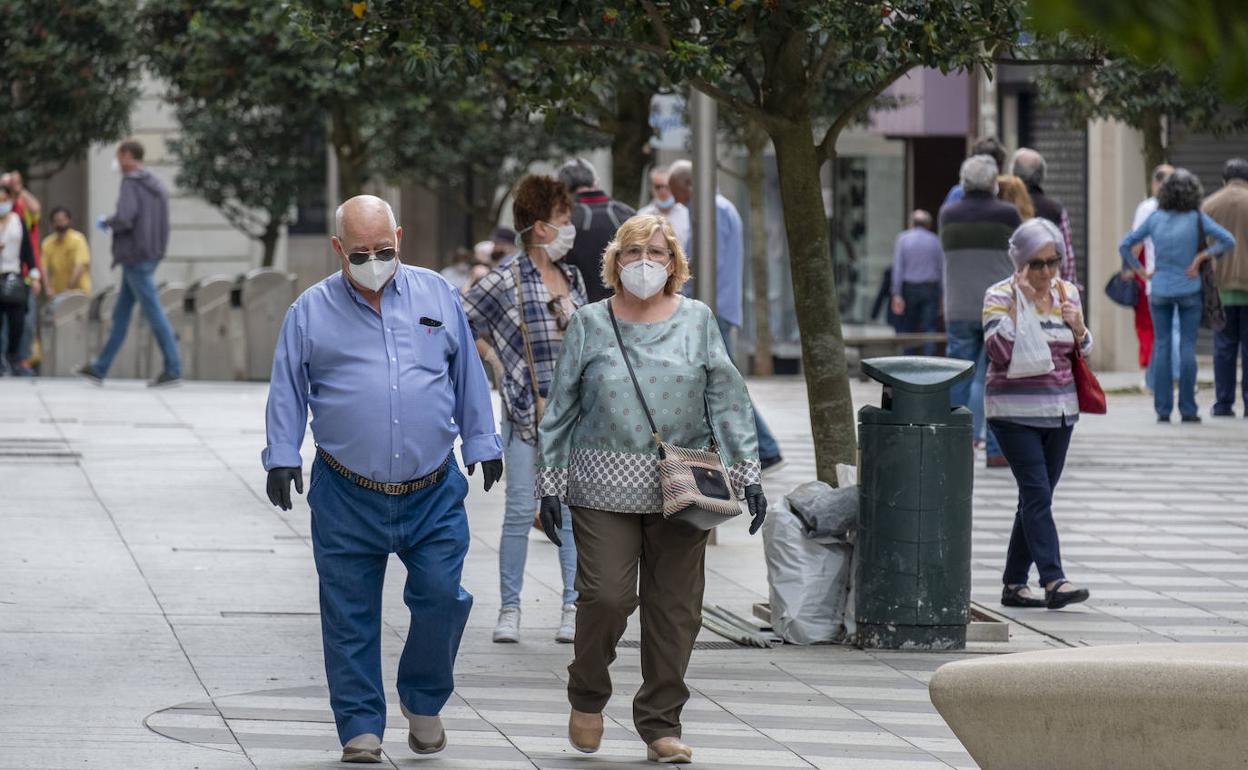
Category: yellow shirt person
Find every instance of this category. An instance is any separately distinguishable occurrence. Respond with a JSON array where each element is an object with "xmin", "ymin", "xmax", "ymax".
[{"xmin": 41, "ymin": 208, "xmax": 92, "ymax": 295}]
